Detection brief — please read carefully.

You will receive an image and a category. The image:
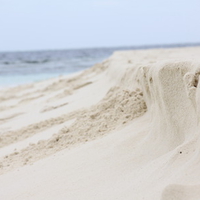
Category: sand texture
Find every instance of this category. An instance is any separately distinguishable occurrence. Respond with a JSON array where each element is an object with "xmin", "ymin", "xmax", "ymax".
[{"xmin": 1, "ymin": 47, "xmax": 200, "ymax": 199}]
